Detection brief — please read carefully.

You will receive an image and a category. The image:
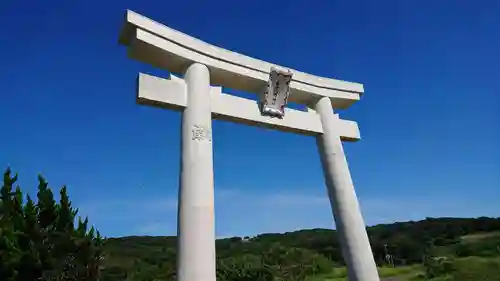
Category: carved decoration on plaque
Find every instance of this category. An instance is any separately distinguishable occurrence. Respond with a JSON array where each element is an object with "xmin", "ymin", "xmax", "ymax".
[{"xmin": 258, "ymin": 66, "xmax": 293, "ymax": 119}]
